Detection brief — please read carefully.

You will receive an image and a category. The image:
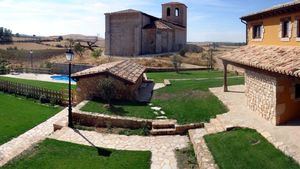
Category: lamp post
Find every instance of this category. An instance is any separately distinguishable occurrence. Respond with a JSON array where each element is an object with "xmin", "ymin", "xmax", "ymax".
[
  {"xmin": 66, "ymin": 49, "xmax": 74, "ymax": 128},
  {"xmin": 29, "ymin": 50, "xmax": 33, "ymax": 68}
]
